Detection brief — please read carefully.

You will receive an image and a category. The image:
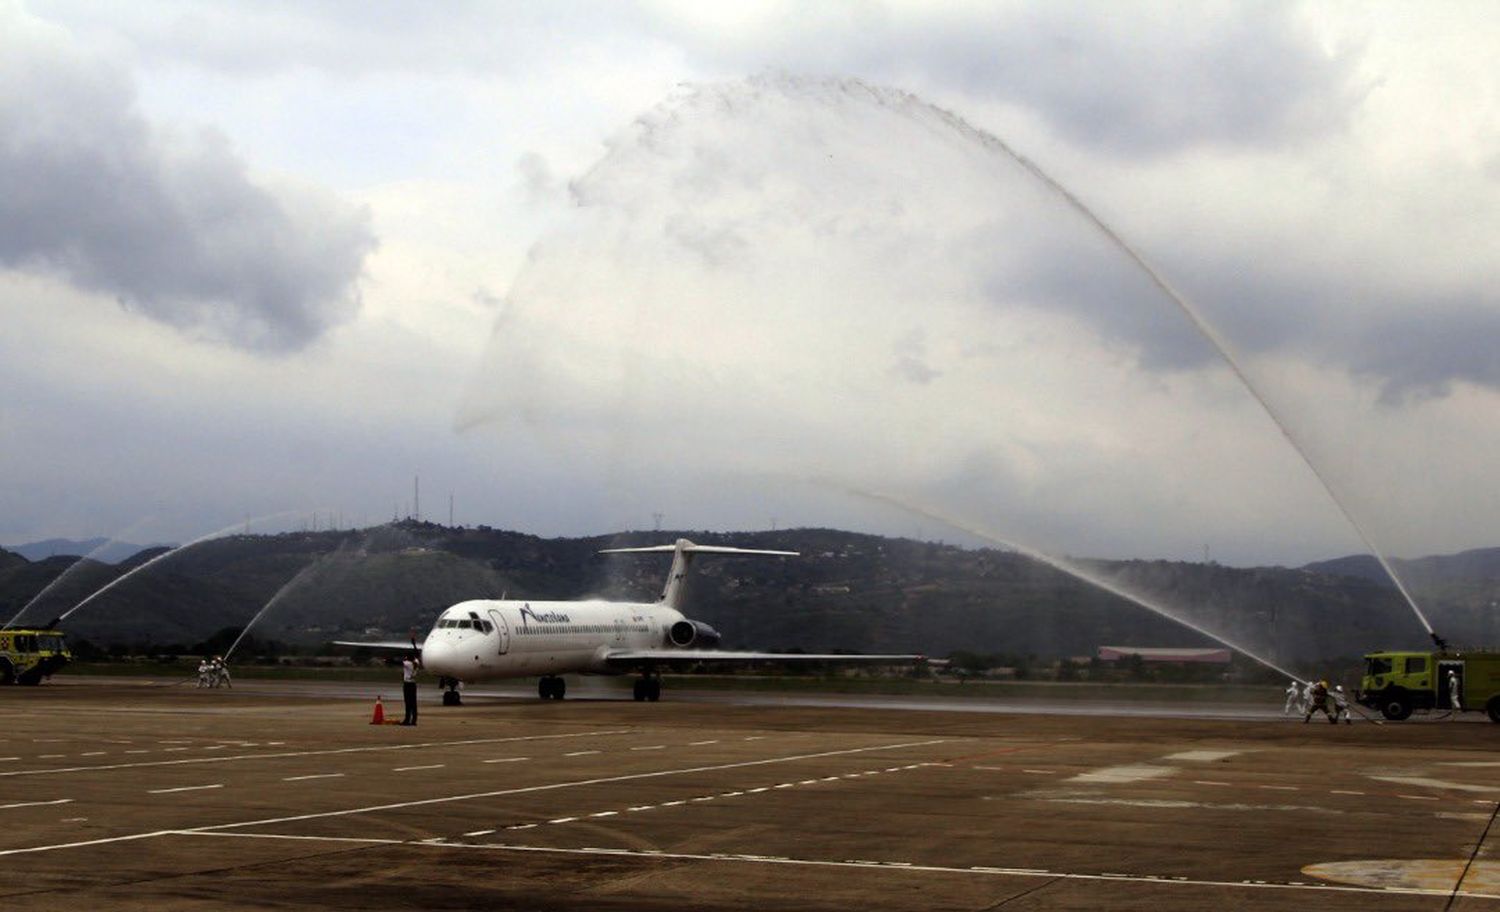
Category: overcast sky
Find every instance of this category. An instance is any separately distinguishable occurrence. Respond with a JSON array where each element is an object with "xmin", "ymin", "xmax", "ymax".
[{"xmin": 3, "ymin": 0, "xmax": 1497, "ymax": 568}]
